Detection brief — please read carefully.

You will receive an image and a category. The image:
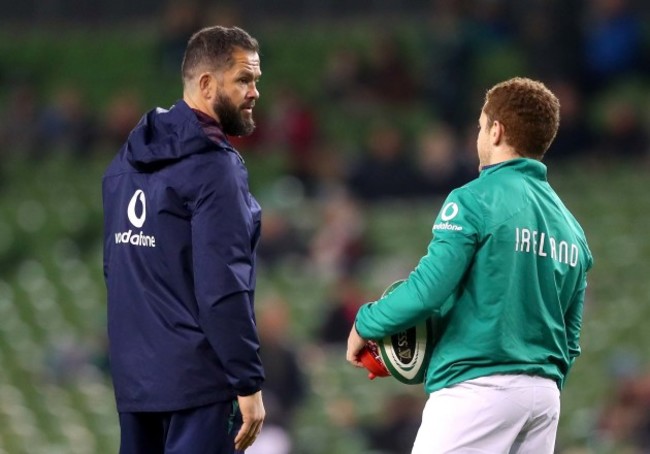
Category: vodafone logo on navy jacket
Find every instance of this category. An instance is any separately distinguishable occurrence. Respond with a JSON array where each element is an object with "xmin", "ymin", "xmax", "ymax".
[{"xmin": 102, "ymin": 100, "xmax": 264, "ymax": 412}]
